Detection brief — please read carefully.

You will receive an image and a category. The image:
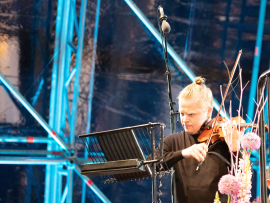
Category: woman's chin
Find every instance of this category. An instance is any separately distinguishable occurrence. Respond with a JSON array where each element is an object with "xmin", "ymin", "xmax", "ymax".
[{"xmin": 185, "ymin": 128, "xmax": 198, "ymax": 135}]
